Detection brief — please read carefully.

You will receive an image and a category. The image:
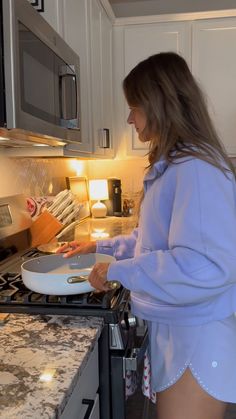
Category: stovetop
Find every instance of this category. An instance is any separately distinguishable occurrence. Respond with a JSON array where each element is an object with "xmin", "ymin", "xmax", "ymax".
[
  {"xmin": 0, "ymin": 195, "xmax": 131, "ymax": 324},
  {"xmin": 0, "ymin": 248, "xmax": 130, "ymax": 323}
]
